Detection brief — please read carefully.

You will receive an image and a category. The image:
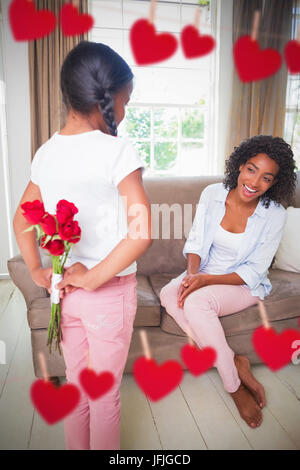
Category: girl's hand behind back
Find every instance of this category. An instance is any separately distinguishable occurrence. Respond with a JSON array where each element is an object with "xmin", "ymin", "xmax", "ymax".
[
  {"xmin": 55, "ymin": 262, "xmax": 89, "ymax": 291},
  {"xmin": 31, "ymin": 266, "xmax": 79, "ymax": 299},
  {"xmin": 31, "ymin": 267, "xmax": 53, "ymax": 292}
]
